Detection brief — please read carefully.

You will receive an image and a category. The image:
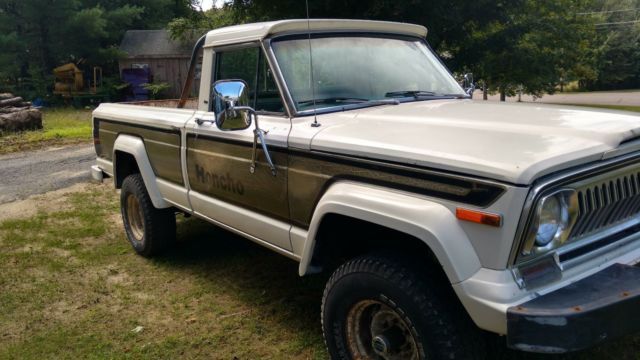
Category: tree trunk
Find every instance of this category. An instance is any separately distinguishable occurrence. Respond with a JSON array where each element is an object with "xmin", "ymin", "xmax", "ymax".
[
  {"xmin": 500, "ymin": 88, "xmax": 506, "ymax": 102},
  {"xmin": 483, "ymin": 84, "xmax": 488, "ymax": 101},
  {"xmin": 0, "ymin": 106, "xmax": 30, "ymax": 114},
  {"xmin": 0, "ymin": 97, "xmax": 24, "ymax": 107},
  {"xmin": 0, "ymin": 109, "xmax": 43, "ymax": 132}
]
